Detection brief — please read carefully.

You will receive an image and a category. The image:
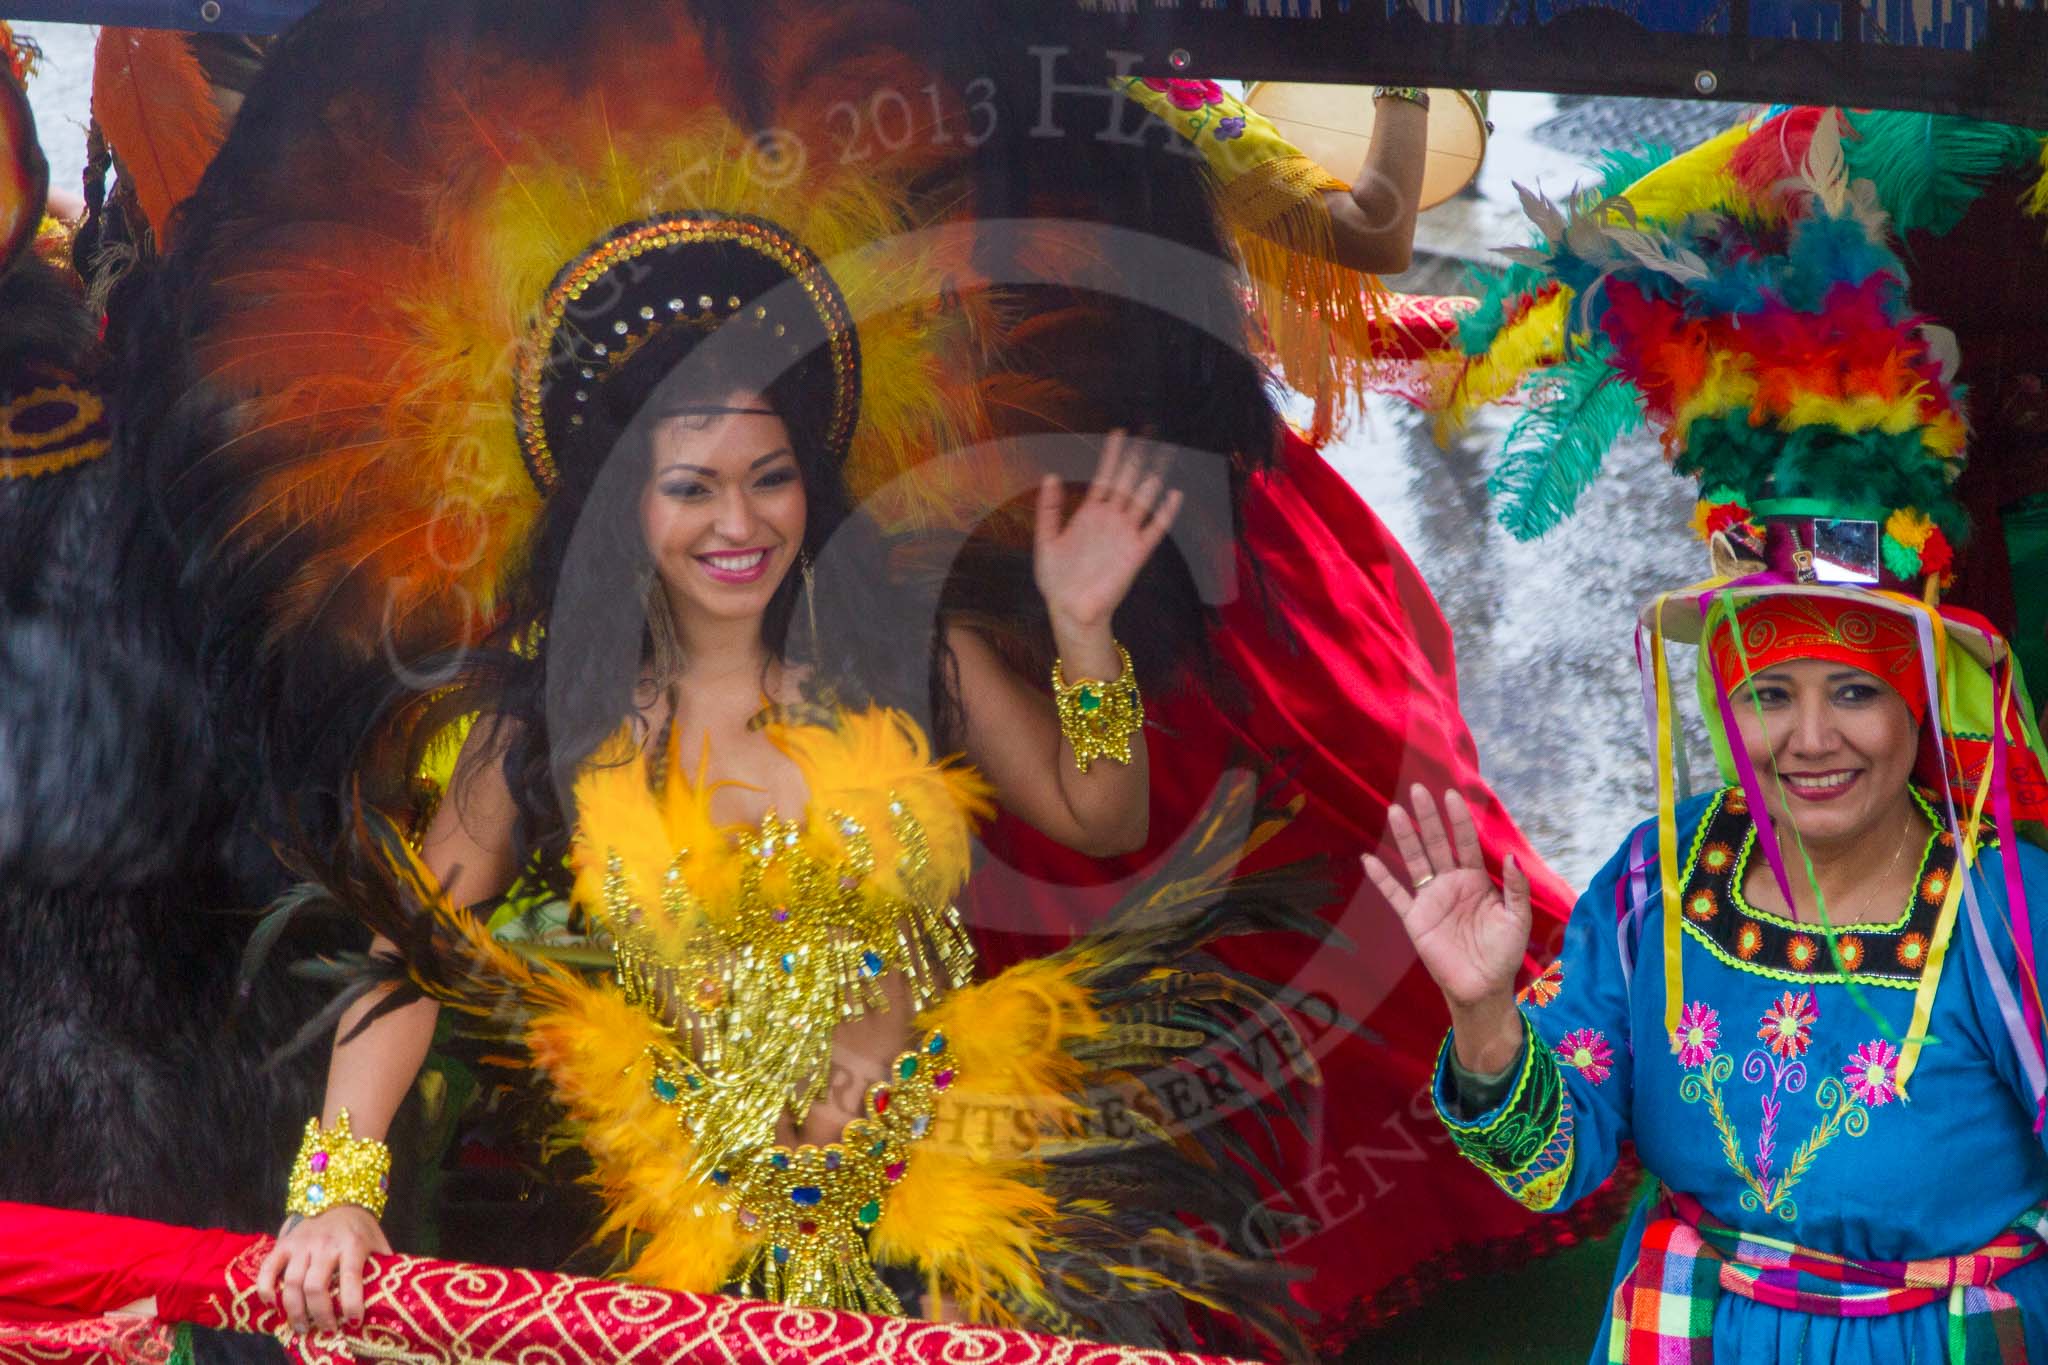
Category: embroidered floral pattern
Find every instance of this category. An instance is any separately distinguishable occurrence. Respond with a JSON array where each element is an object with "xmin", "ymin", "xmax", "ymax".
[
  {"xmin": 1735, "ymin": 921, "xmax": 1765, "ymax": 960},
  {"xmin": 1785, "ymin": 935, "xmax": 1819, "ymax": 972},
  {"xmin": 1678, "ymin": 992, "xmax": 1882, "ymax": 1223},
  {"xmin": 1758, "ymin": 991, "xmax": 1818, "ymax": 1058},
  {"xmin": 1835, "ymin": 935, "xmax": 1865, "ymax": 973},
  {"xmin": 1672, "ymin": 1002, "xmax": 1721, "ymax": 1068},
  {"xmin": 1214, "ymin": 115, "xmax": 1246, "ymax": 140},
  {"xmin": 1678, "ymin": 789, "xmax": 1953, "ymax": 987},
  {"xmin": 1556, "ymin": 1029, "xmax": 1613, "ymax": 1085},
  {"xmin": 1896, "ymin": 932, "xmax": 1929, "ymax": 970},
  {"xmin": 1517, "ymin": 959, "xmax": 1563, "ymax": 1008},
  {"xmin": 1141, "ymin": 77, "xmax": 1225, "ymax": 110},
  {"xmin": 1842, "ymin": 1039, "xmax": 1901, "ymax": 1107}
]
